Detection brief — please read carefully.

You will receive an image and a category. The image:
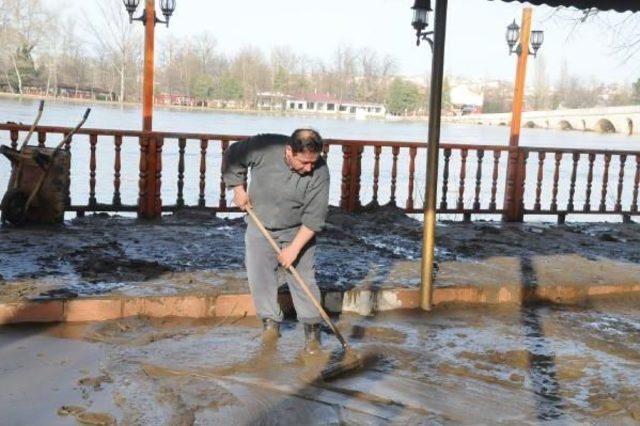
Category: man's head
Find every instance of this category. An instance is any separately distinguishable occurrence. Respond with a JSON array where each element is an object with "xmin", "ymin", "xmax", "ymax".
[{"xmin": 285, "ymin": 128, "xmax": 323, "ymax": 175}]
